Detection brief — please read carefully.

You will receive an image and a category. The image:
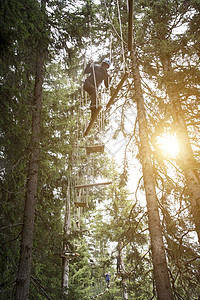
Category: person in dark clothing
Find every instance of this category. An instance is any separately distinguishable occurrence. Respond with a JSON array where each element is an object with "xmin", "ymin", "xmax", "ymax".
[
  {"xmin": 83, "ymin": 58, "xmax": 111, "ymax": 116},
  {"xmin": 116, "ymin": 255, "xmax": 121, "ymax": 273}
]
